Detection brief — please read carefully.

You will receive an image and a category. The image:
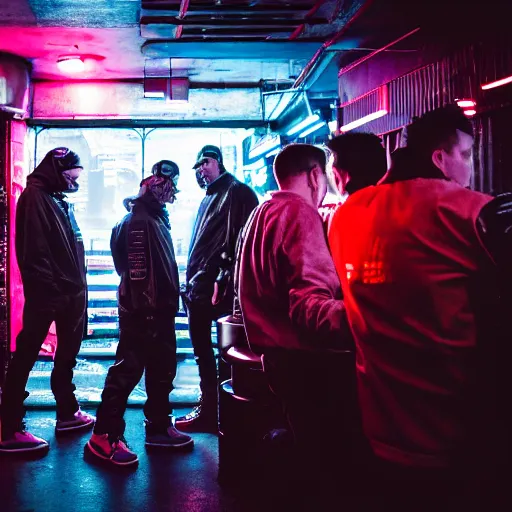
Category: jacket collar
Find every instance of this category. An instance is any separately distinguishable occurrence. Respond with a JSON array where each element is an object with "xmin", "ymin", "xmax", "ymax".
[
  {"xmin": 206, "ymin": 171, "xmax": 233, "ymax": 195},
  {"xmin": 380, "ymin": 148, "xmax": 448, "ymax": 185},
  {"xmin": 132, "ymin": 194, "xmax": 170, "ymax": 229}
]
